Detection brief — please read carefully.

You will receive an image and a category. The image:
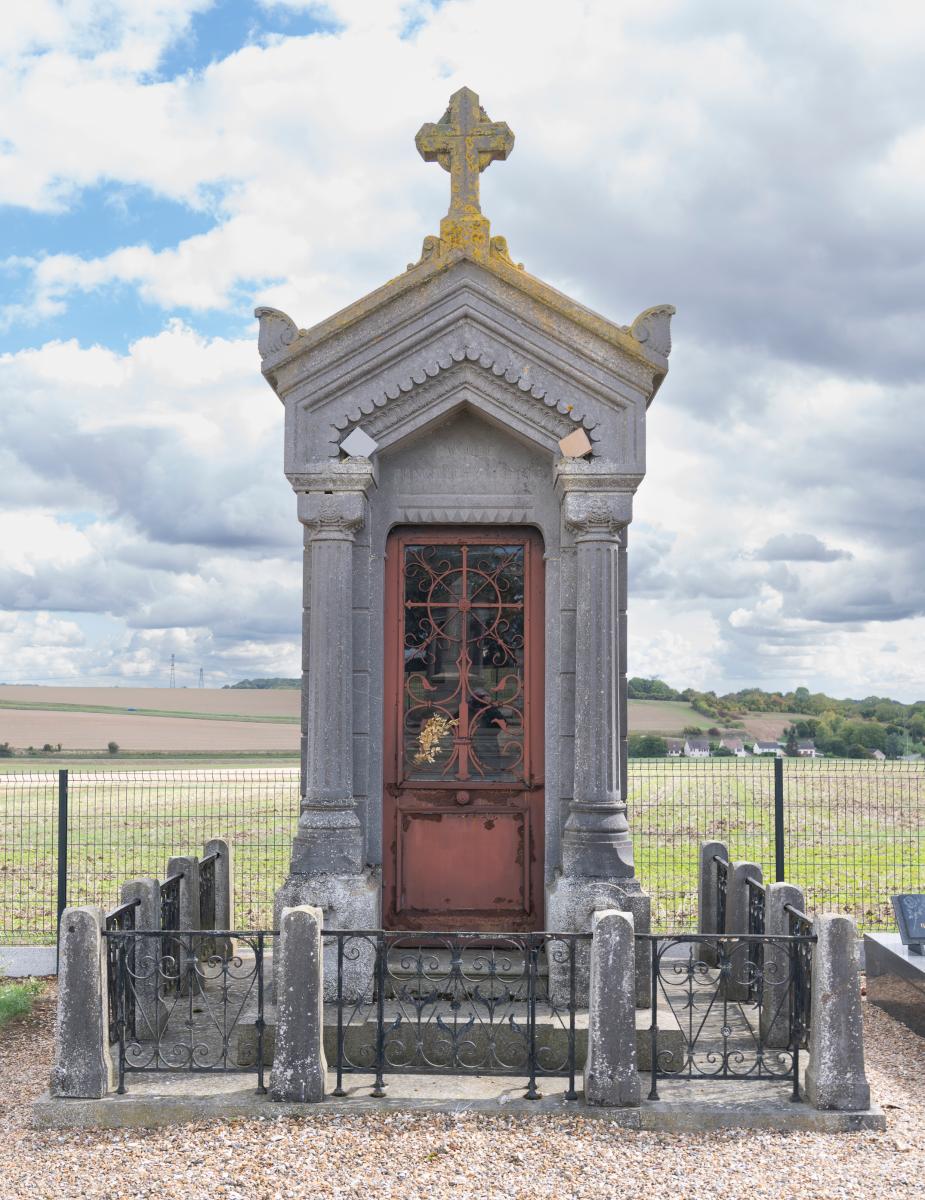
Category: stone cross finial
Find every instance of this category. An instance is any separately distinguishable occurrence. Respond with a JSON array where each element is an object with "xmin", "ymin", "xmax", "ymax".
[{"xmin": 416, "ymin": 87, "xmax": 513, "ymax": 254}]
